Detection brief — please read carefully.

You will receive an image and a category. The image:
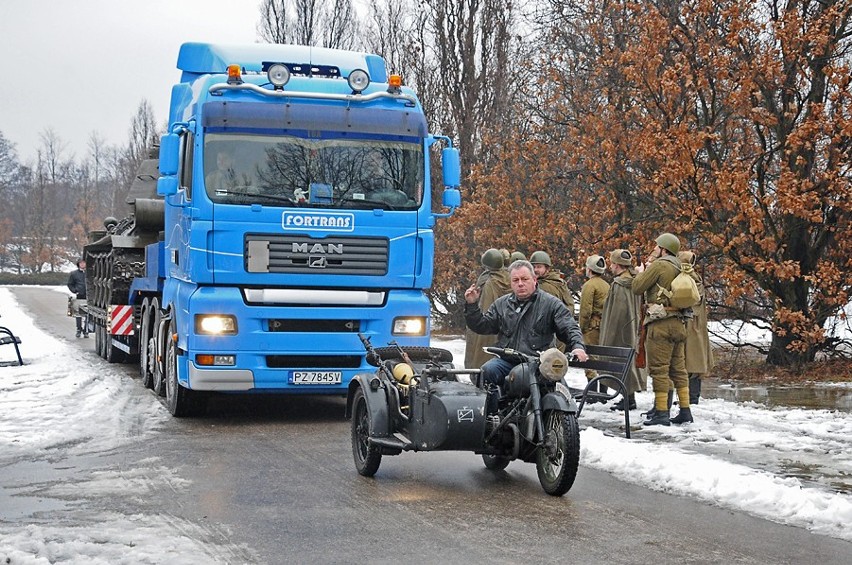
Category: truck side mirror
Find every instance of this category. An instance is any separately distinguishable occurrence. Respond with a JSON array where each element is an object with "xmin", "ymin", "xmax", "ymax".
[
  {"xmin": 442, "ymin": 187, "xmax": 461, "ymax": 209},
  {"xmin": 441, "ymin": 147, "xmax": 460, "ymax": 188},
  {"xmin": 159, "ymin": 133, "xmax": 180, "ymax": 176},
  {"xmin": 157, "ymin": 177, "xmax": 179, "ymax": 196}
]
